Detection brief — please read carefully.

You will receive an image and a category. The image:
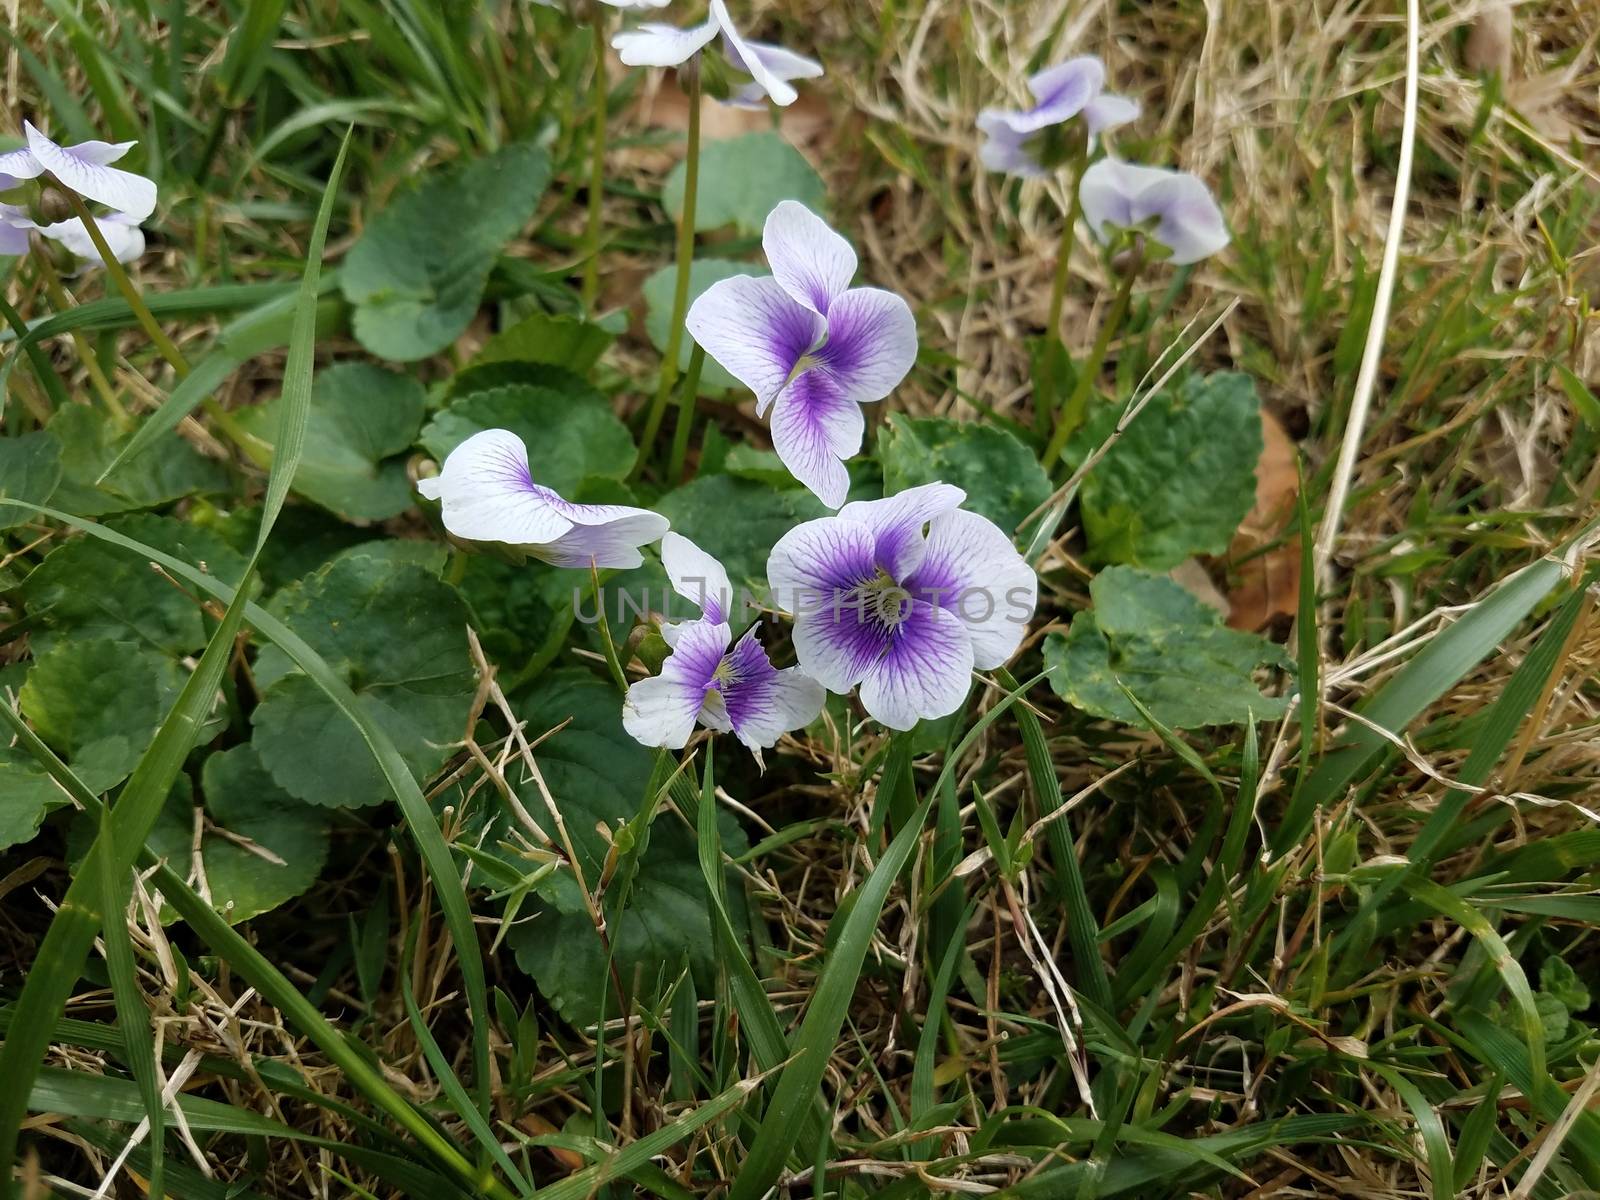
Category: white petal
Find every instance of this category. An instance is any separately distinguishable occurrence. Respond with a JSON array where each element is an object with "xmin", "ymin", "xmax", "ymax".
[
  {"xmin": 1083, "ymin": 93, "xmax": 1141, "ymax": 135},
  {"xmin": 742, "ymin": 40, "xmax": 823, "ymax": 83},
  {"xmin": 0, "ymin": 147, "xmax": 44, "ymax": 181},
  {"xmin": 37, "ymin": 214, "xmax": 145, "ymax": 264},
  {"xmin": 770, "ymin": 369, "xmax": 864, "ymax": 509},
  {"xmin": 621, "ymin": 620, "xmax": 731, "ymax": 749},
  {"xmin": 857, "ymin": 602, "xmax": 975, "ymax": 730},
  {"xmin": 661, "ymin": 531, "xmax": 734, "ymax": 623},
  {"xmin": 1136, "ymin": 172, "xmax": 1230, "ymax": 265},
  {"xmin": 425, "ymin": 428, "xmax": 573, "ymax": 546},
  {"xmin": 600, "ymin": 0, "xmax": 672, "ymax": 8},
  {"xmin": 685, "ymin": 273, "xmax": 823, "ymax": 410},
  {"xmin": 531, "ymin": 496, "xmax": 670, "ymax": 570},
  {"xmin": 907, "ymin": 509, "xmax": 1037, "ymax": 669},
  {"xmin": 612, "ymin": 18, "xmax": 719, "ymax": 67},
  {"xmin": 710, "ymin": 0, "xmax": 799, "ymax": 106},
  {"xmin": 762, "ymin": 200, "xmax": 856, "ymax": 316},
  {"xmin": 26, "ymin": 122, "xmax": 156, "ymax": 221},
  {"xmin": 837, "ymin": 482, "xmax": 965, "ymax": 579},
  {"xmin": 1079, "ymin": 157, "xmax": 1148, "ymax": 242}
]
